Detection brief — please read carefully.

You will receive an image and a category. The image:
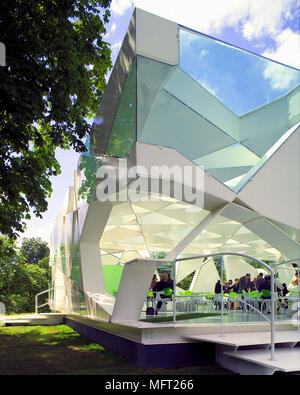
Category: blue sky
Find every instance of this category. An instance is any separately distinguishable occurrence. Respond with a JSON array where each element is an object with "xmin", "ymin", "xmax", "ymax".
[{"xmin": 20, "ymin": 0, "xmax": 300, "ymax": 244}]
